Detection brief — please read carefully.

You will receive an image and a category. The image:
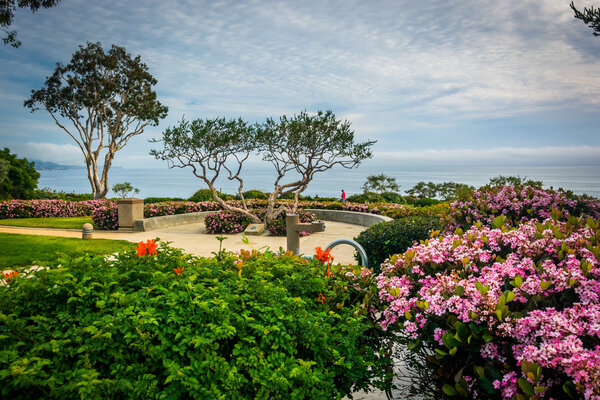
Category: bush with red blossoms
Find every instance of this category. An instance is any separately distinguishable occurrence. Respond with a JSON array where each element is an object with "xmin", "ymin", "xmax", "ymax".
[
  {"xmin": 375, "ymin": 216, "xmax": 600, "ymax": 399},
  {"xmin": 447, "ymin": 185, "xmax": 600, "ymax": 230}
]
